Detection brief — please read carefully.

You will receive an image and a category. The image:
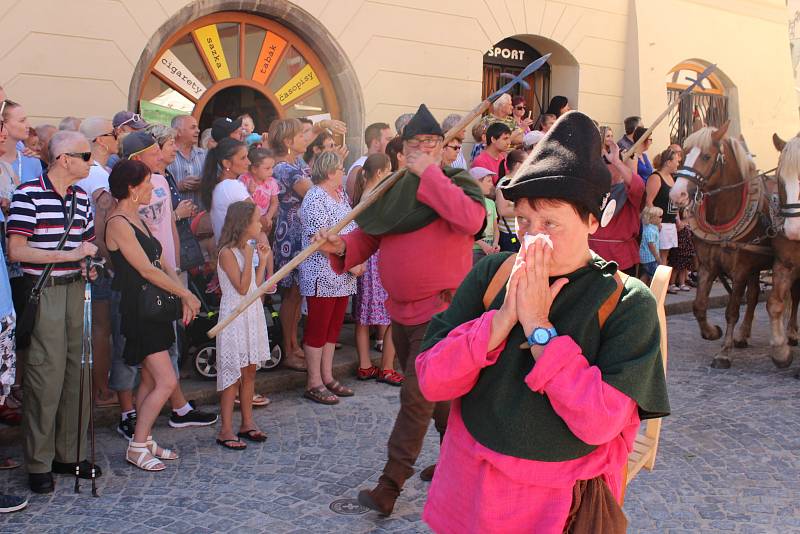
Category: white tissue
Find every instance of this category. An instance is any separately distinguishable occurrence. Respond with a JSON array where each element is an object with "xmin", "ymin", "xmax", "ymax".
[{"xmin": 523, "ymin": 233, "xmax": 553, "ymax": 251}]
